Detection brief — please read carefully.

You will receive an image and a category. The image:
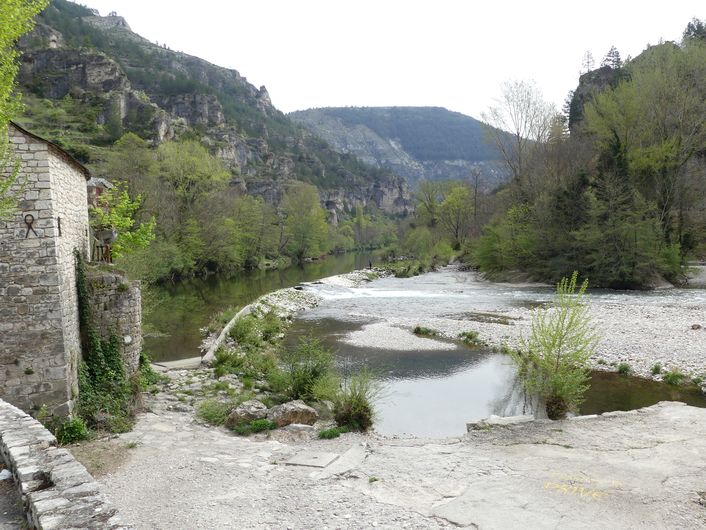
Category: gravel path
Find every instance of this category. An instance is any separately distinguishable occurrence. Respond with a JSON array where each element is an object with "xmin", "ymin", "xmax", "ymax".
[{"xmin": 97, "ymin": 393, "xmax": 706, "ymax": 529}]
